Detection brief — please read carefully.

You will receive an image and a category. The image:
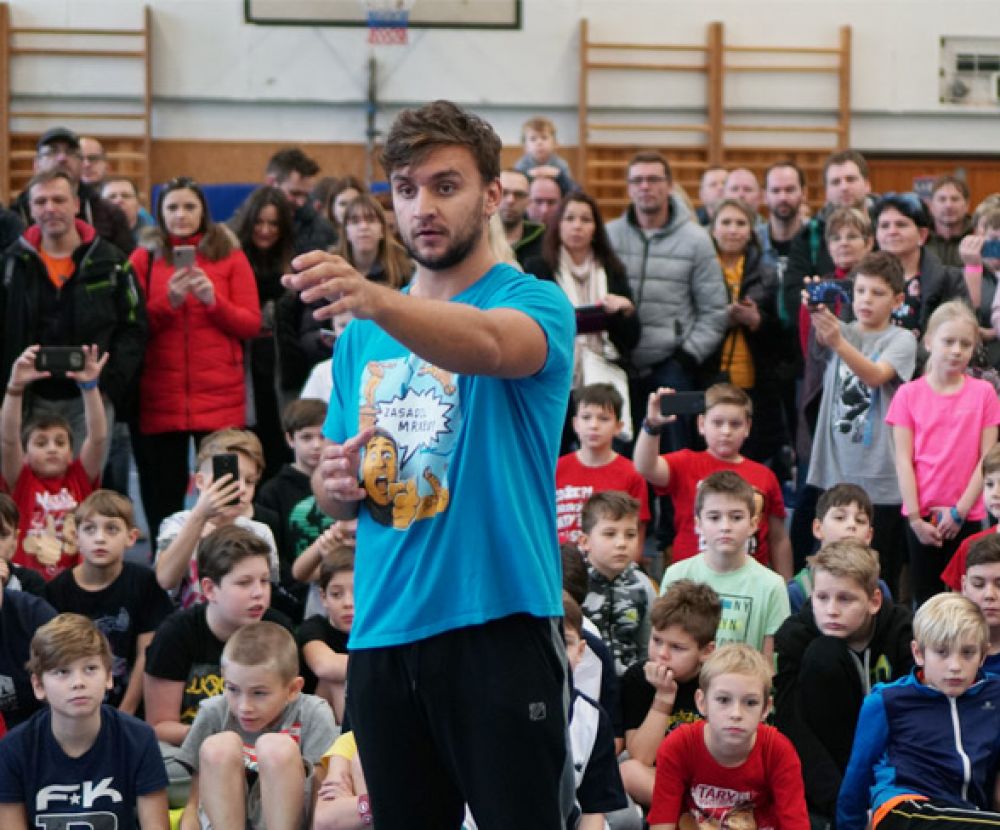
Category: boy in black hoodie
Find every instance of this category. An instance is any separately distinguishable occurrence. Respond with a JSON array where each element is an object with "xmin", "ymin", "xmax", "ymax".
[{"xmin": 774, "ymin": 540, "xmax": 912, "ymax": 824}]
